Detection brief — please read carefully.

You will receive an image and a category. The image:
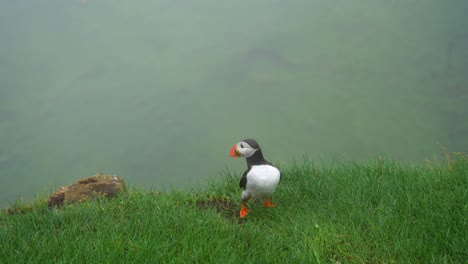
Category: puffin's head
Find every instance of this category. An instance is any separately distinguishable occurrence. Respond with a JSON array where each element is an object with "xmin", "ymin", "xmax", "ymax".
[{"xmin": 229, "ymin": 139, "xmax": 260, "ymax": 158}]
